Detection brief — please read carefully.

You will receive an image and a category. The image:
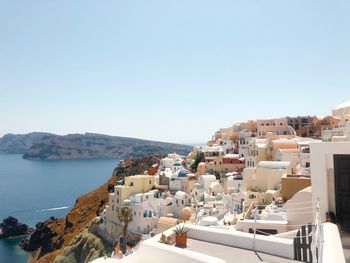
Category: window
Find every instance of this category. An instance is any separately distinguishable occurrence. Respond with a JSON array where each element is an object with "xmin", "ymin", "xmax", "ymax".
[
  {"xmin": 280, "ymin": 122, "xmax": 283, "ymax": 126},
  {"xmin": 112, "ymin": 205, "xmax": 114, "ymax": 211},
  {"xmin": 117, "ymin": 191, "xmax": 119, "ymax": 195},
  {"xmin": 266, "ymin": 123, "xmax": 270, "ymax": 126},
  {"xmin": 149, "ymin": 180, "xmax": 152, "ymax": 184},
  {"xmin": 117, "ymin": 199, "xmax": 119, "ymax": 204},
  {"xmin": 130, "ymin": 182, "xmax": 134, "ymax": 186},
  {"xmin": 261, "ymin": 123, "xmax": 264, "ymax": 126}
]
